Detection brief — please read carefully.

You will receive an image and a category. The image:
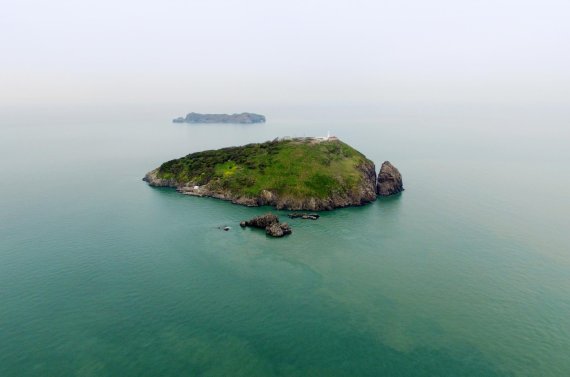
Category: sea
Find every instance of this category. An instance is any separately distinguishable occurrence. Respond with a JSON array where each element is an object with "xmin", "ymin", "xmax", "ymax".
[{"xmin": 1, "ymin": 103, "xmax": 569, "ymax": 376}]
